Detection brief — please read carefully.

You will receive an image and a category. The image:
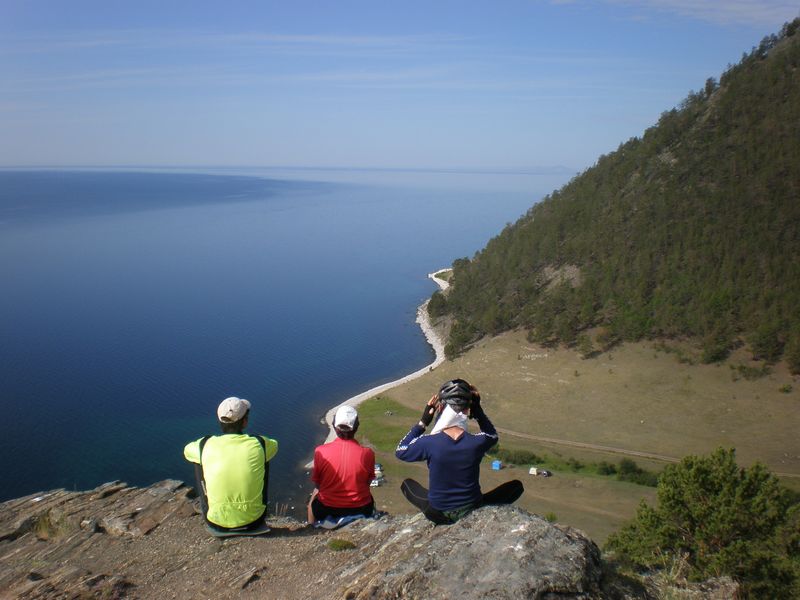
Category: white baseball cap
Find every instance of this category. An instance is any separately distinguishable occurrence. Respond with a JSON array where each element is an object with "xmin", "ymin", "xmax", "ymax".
[
  {"xmin": 217, "ymin": 397, "xmax": 251, "ymax": 423},
  {"xmin": 333, "ymin": 405, "xmax": 358, "ymax": 430}
]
